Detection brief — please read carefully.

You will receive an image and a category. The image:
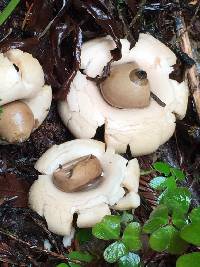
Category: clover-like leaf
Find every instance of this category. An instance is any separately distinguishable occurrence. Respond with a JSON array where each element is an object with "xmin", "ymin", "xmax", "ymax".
[
  {"xmin": 150, "ymin": 177, "xmax": 167, "ymax": 190},
  {"xmin": 172, "ymin": 210, "xmax": 187, "ymax": 229},
  {"xmin": 103, "ymin": 241, "xmax": 128, "ymax": 263},
  {"xmin": 68, "ymin": 251, "xmax": 93, "ymax": 263},
  {"xmin": 170, "ymin": 168, "xmax": 185, "ymax": 181},
  {"xmin": 69, "ymin": 264, "xmax": 81, "ymax": 267},
  {"xmin": 92, "ymin": 215, "xmax": 121, "ymax": 240},
  {"xmin": 180, "ymin": 222, "xmax": 200, "ymax": 246},
  {"xmin": 153, "ymin": 162, "xmax": 171, "ymax": 176},
  {"xmin": 122, "ymin": 222, "xmax": 142, "ymax": 251},
  {"xmin": 118, "ymin": 252, "xmax": 141, "ymax": 267},
  {"xmin": 160, "ymin": 187, "xmax": 191, "ymax": 214},
  {"xmin": 75, "ymin": 228, "xmax": 92, "ymax": 245},
  {"xmin": 143, "ymin": 205, "xmax": 168, "ymax": 234},
  {"xmin": 176, "ymin": 252, "xmax": 200, "ymax": 267},
  {"xmin": 189, "ymin": 207, "xmax": 200, "ymax": 223},
  {"xmin": 167, "ymin": 230, "xmax": 188, "ymax": 255},
  {"xmin": 57, "ymin": 263, "xmax": 81, "ymax": 267},
  {"xmin": 121, "ymin": 211, "xmax": 134, "ymax": 225},
  {"xmin": 149, "ymin": 225, "xmax": 175, "ymax": 252},
  {"xmin": 165, "ymin": 176, "xmax": 177, "ymax": 190}
]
